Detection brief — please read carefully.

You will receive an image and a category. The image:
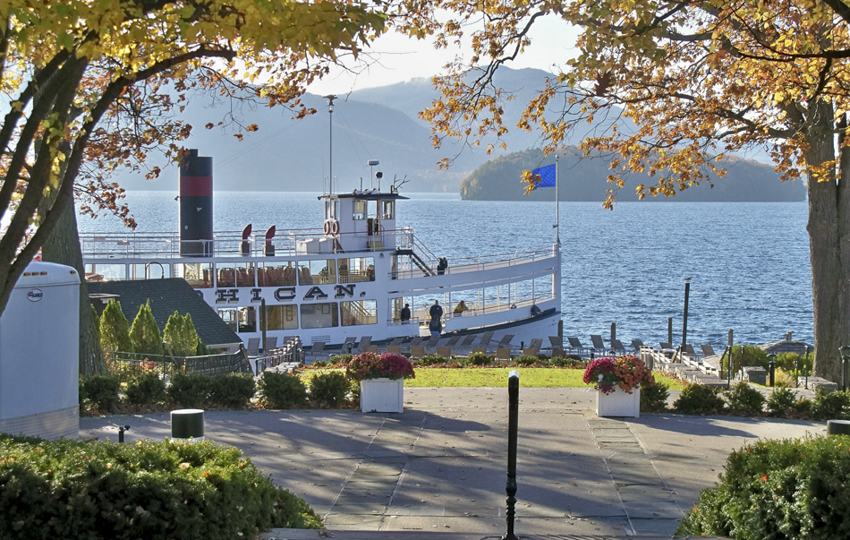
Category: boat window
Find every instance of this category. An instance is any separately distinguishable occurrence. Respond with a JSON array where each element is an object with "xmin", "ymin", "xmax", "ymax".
[
  {"xmin": 337, "ymin": 257, "xmax": 375, "ymax": 283},
  {"xmin": 300, "ymin": 259, "xmax": 335, "ymax": 285},
  {"xmin": 174, "ymin": 263, "xmax": 213, "ymax": 288},
  {"xmin": 130, "ymin": 263, "xmax": 170, "ymax": 280},
  {"xmin": 218, "ymin": 308, "xmax": 238, "ymax": 332},
  {"xmin": 258, "ymin": 262, "xmax": 297, "ymax": 287},
  {"xmin": 266, "ymin": 305, "xmax": 298, "ymax": 330},
  {"xmin": 353, "ymin": 200, "xmax": 366, "ymax": 220},
  {"xmin": 300, "ymin": 302, "xmax": 338, "ymax": 329},
  {"xmin": 341, "ymin": 300, "xmax": 377, "ymax": 326},
  {"xmin": 84, "ymin": 263, "xmax": 126, "ymax": 282},
  {"xmin": 324, "ymin": 199, "xmax": 339, "ymax": 221},
  {"xmin": 216, "ymin": 263, "xmax": 255, "ymax": 288},
  {"xmin": 238, "ymin": 306, "xmax": 256, "ymax": 333},
  {"xmin": 381, "ymin": 200, "xmax": 394, "ymax": 220}
]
